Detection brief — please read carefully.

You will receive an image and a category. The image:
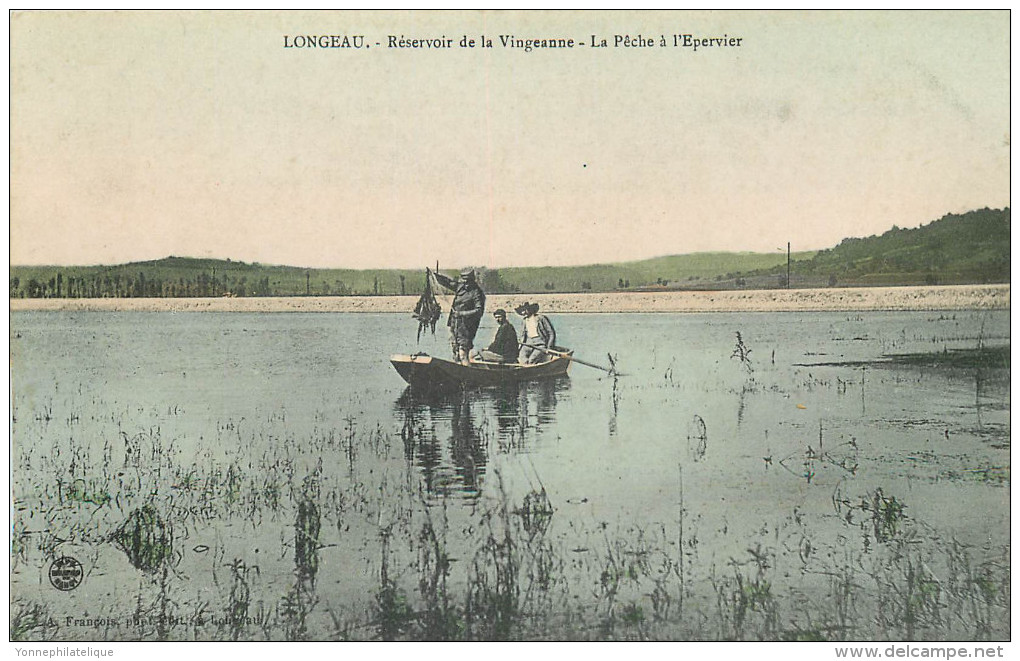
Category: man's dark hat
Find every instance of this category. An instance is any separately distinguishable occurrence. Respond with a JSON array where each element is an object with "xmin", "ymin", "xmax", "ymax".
[
  {"xmin": 493, "ymin": 308, "xmax": 507, "ymax": 317},
  {"xmin": 514, "ymin": 301, "xmax": 531, "ymax": 314}
]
